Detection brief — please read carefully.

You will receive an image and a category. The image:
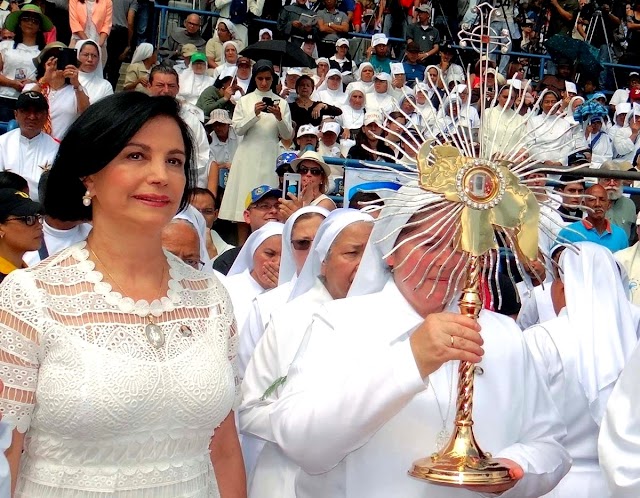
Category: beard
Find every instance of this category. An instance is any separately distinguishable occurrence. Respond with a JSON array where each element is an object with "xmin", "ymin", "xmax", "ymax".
[{"xmin": 606, "ymin": 186, "xmax": 622, "ymax": 201}]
